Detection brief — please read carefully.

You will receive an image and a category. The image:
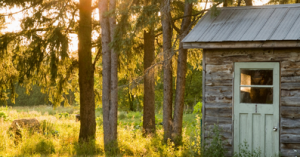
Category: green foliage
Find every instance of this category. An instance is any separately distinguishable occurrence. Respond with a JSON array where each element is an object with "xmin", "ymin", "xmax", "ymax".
[
  {"xmin": 58, "ymin": 112, "xmax": 69, "ymax": 118},
  {"xmin": 35, "ymin": 139, "xmax": 56, "ymax": 154},
  {"xmin": 96, "ymin": 116, "xmax": 103, "ymax": 126},
  {"xmin": 73, "ymin": 139, "xmax": 98, "ymax": 155},
  {"xmin": 193, "ymin": 102, "xmax": 202, "ymax": 117},
  {"xmin": 185, "ymin": 64, "xmax": 202, "ymax": 106},
  {"xmin": 267, "ymin": 0, "xmax": 297, "ymax": 4},
  {"xmin": 155, "ymin": 115, "xmax": 161, "ymax": 124},
  {"xmin": 0, "ymin": 106, "xmax": 208, "ymax": 156},
  {"xmin": 2, "ymin": 84, "xmax": 48, "ymax": 106},
  {"xmin": 0, "ymin": 0, "xmax": 80, "ymax": 107},
  {"xmin": 118, "ymin": 111, "xmax": 127, "ymax": 120},
  {"xmin": 40, "ymin": 120, "xmax": 58, "ymax": 136},
  {"xmin": 21, "ymin": 138, "xmax": 56, "ymax": 155},
  {"xmin": 0, "ymin": 111, "xmax": 7, "ymax": 120},
  {"xmin": 201, "ymin": 124, "xmax": 226, "ymax": 157},
  {"xmin": 233, "ymin": 141, "xmax": 262, "ymax": 157},
  {"xmin": 191, "ymin": 115, "xmax": 202, "ymax": 155},
  {"xmin": 127, "ymin": 111, "xmax": 142, "ymax": 118}
]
